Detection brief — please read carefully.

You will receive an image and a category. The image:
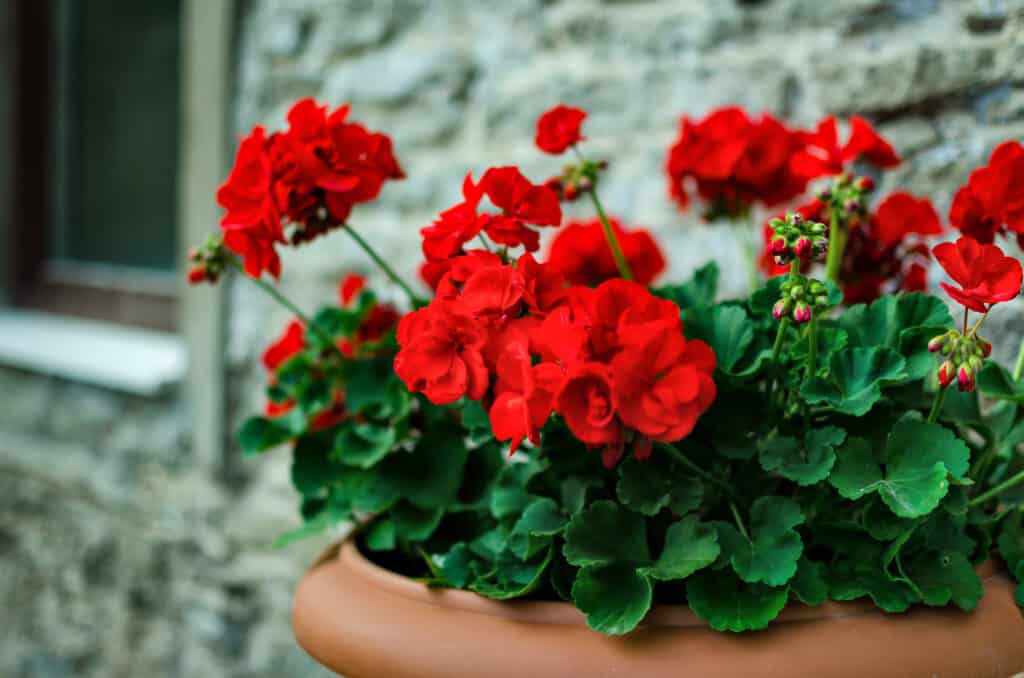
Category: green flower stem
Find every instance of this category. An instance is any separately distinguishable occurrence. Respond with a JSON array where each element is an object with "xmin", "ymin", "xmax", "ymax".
[
  {"xmin": 573, "ymin": 145, "xmax": 634, "ymax": 281},
  {"xmin": 1013, "ymin": 336, "xmax": 1024, "ymax": 380},
  {"xmin": 476, "ymin": 233, "xmax": 493, "ymax": 252},
  {"xmin": 970, "ymin": 443, "xmax": 999, "ymax": 483},
  {"xmin": 770, "ymin": 318, "xmax": 791, "ymax": 366},
  {"xmin": 969, "ymin": 469, "xmax": 1024, "ymax": 508},
  {"xmin": 226, "ymin": 256, "xmax": 341, "ymax": 355},
  {"xmin": 927, "ymin": 385, "xmax": 947, "ymax": 424},
  {"xmin": 804, "ymin": 316, "xmax": 818, "ymax": 381},
  {"xmin": 728, "ymin": 498, "xmax": 750, "ymax": 540},
  {"xmin": 341, "ymin": 222, "xmax": 427, "ymax": 308},
  {"xmin": 824, "ymin": 208, "xmax": 845, "ymax": 285},
  {"xmin": 656, "ymin": 442, "xmax": 740, "ymax": 503}
]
